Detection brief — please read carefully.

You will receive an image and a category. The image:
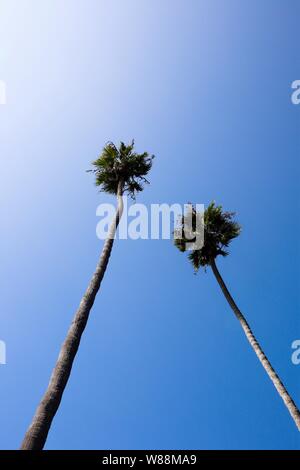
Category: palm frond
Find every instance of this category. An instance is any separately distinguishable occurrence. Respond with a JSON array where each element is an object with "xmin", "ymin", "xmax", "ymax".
[
  {"xmin": 89, "ymin": 140, "xmax": 154, "ymax": 198},
  {"xmin": 174, "ymin": 202, "xmax": 241, "ymax": 271}
]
